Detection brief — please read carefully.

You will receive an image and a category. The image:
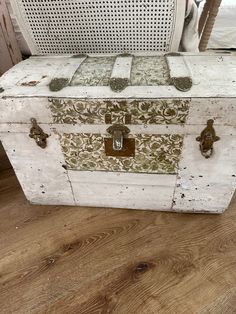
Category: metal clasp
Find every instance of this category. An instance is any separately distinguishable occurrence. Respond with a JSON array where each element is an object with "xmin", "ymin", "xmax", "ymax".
[
  {"xmin": 196, "ymin": 119, "xmax": 220, "ymax": 158},
  {"xmin": 105, "ymin": 124, "xmax": 135, "ymax": 157},
  {"xmin": 29, "ymin": 118, "xmax": 49, "ymax": 149},
  {"xmin": 106, "ymin": 124, "xmax": 130, "ymax": 151}
]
